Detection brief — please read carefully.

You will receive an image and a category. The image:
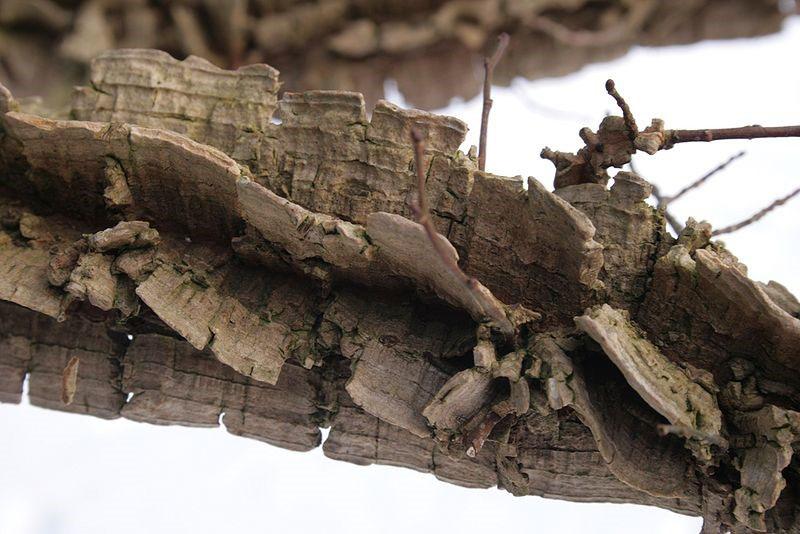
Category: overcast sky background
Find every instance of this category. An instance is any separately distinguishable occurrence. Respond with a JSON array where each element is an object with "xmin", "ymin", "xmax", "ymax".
[{"xmin": 1, "ymin": 16, "xmax": 799, "ymax": 534}]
